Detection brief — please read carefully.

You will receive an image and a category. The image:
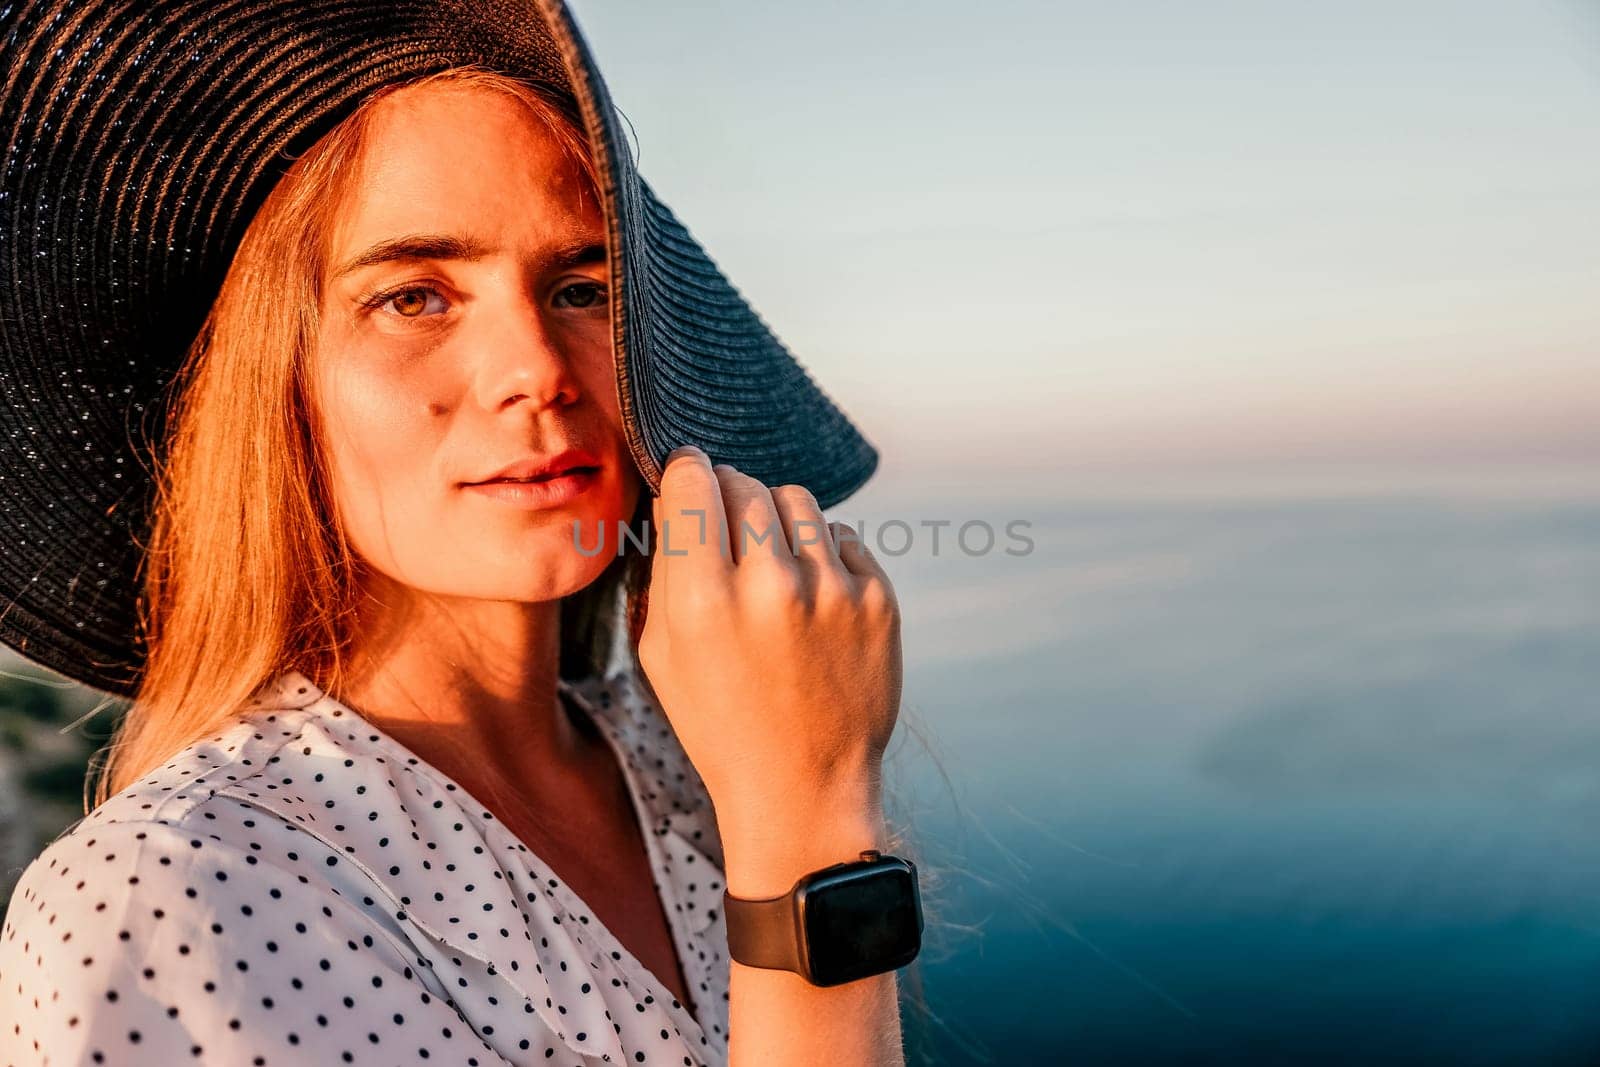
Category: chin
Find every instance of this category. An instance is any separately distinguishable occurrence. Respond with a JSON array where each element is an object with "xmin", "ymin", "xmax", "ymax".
[
  {"xmin": 428, "ymin": 565, "xmax": 606, "ymax": 604},
  {"xmin": 491, "ymin": 537, "xmax": 619, "ymax": 598}
]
